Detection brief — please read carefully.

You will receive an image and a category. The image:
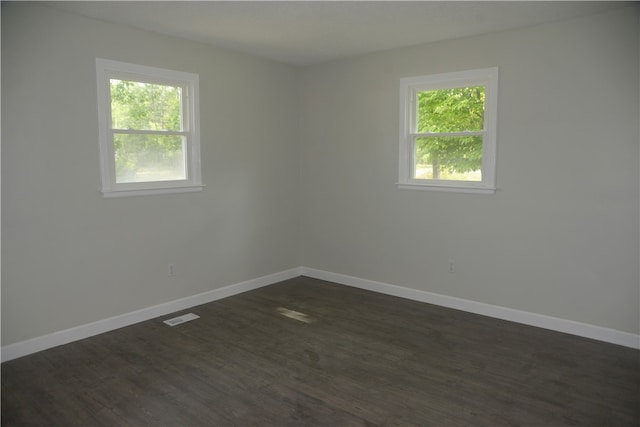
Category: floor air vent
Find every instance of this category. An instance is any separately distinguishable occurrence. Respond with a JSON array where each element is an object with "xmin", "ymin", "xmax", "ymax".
[{"xmin": 163, "ymin": 313, "xmax": 200, "ymax": 326}]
